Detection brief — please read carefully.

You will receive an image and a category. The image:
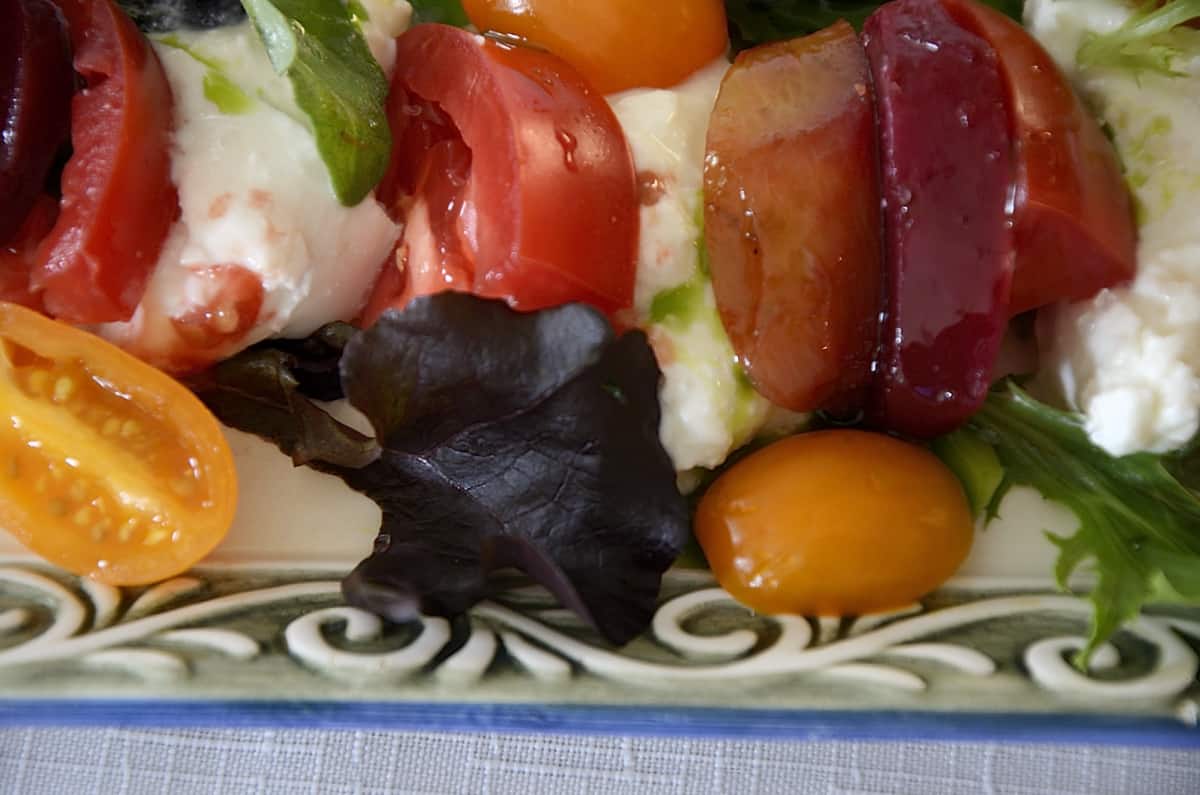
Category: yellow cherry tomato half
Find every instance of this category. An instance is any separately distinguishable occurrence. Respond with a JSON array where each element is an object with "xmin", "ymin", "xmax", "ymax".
[
  {"xmin": 695, "ymin": 430, "xmax": 973, "ymax": 616},
  {"xmin": 461, "ymin": 0, "xmax": 730, "ymax": 94},
  {"xmin": 0, "ymin": 302, "xmax": 237, "ymax": 585}
]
